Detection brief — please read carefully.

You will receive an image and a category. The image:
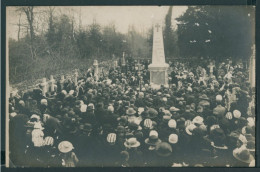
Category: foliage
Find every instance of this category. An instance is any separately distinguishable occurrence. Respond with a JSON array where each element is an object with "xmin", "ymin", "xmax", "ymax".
[
  {"xmin": 9, "ymin": 8, "xmax": 152, "ymax": 85},
  {"xmin": 164, "ymin": 6, "xmax": 179, "ymax": 58},
  {"xmin": 176, "ymin": 6, "xmax": 255, "ymax": 61}
]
